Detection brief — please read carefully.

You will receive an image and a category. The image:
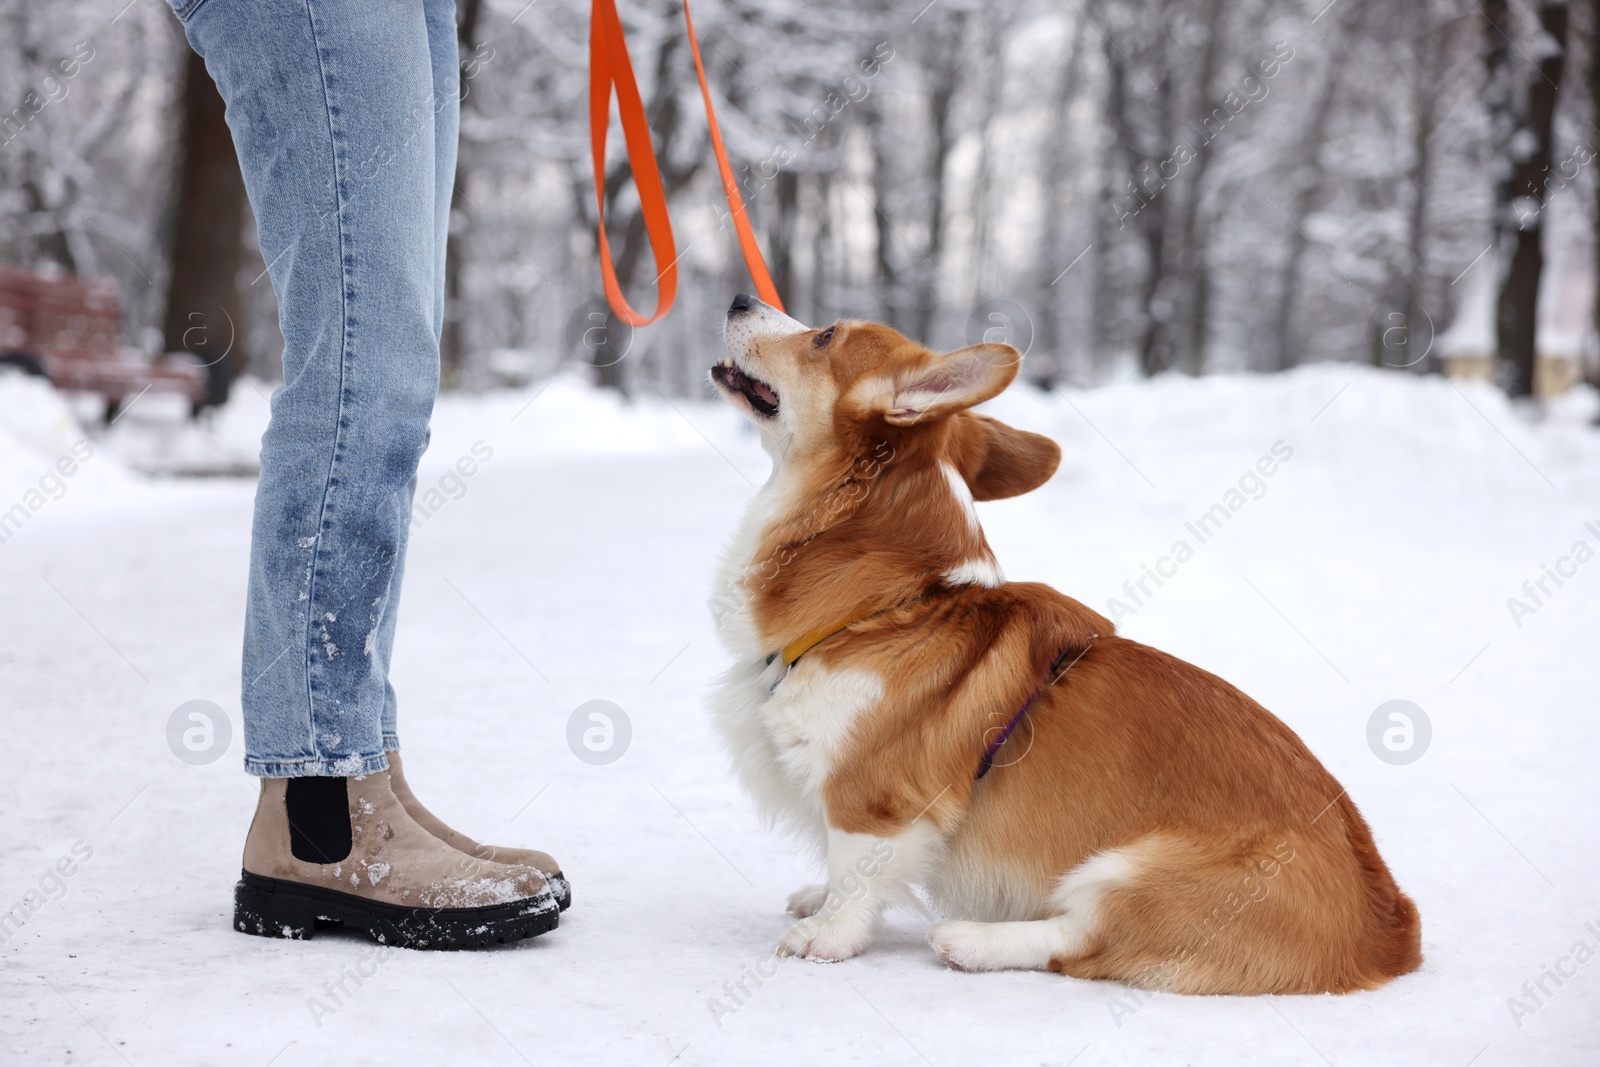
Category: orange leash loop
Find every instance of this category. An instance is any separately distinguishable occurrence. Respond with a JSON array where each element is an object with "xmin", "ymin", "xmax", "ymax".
[
  {"xmin": 681, "ymin": 0, "xmax": 783, "ymax": 311},
  {"xmin": 590, "ymin": 0, "xmax": 677, "ymax": 326},
  {"xmin": 589, "ymin": 0, "xmax": 783, "ymax": 327}
]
